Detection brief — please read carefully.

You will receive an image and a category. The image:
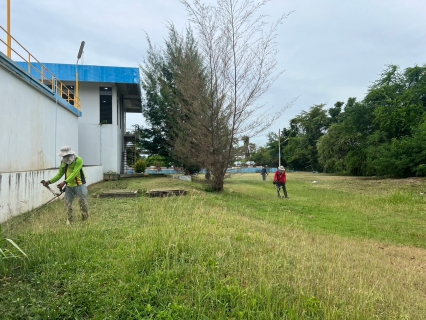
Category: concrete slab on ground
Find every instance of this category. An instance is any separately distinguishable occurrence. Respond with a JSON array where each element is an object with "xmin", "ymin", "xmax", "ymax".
[
  {"xmin": 120, "ymin": 173, "xmax": 149, "ymax": 179},
  {"xmin": 99, "ymin": 189, "xmax": 138, "ymax": 198},
  {"xmin": 146, "ymin": 189, "xmax": 187, "ymax": 197}
]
